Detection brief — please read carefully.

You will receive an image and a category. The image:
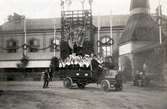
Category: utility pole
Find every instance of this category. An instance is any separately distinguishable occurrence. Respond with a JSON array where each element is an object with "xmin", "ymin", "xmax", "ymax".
[
  {"xmin": 53, "ymin": 24, "xmax": 56, "ymax": 57},
  {"xmin": 158, "ymin": 1, "xmax": 162, "ymax": 44},
  {"xmin": 110, "ymin": 10, "xmax": 113, "ymax": 56},
  {"xmin": 97, "ymin": 16, "xmax": 101, "ymax": 56},
  {"xmin": 23, "ymin": 18, "xmax": 27, "ymax": 56}
]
